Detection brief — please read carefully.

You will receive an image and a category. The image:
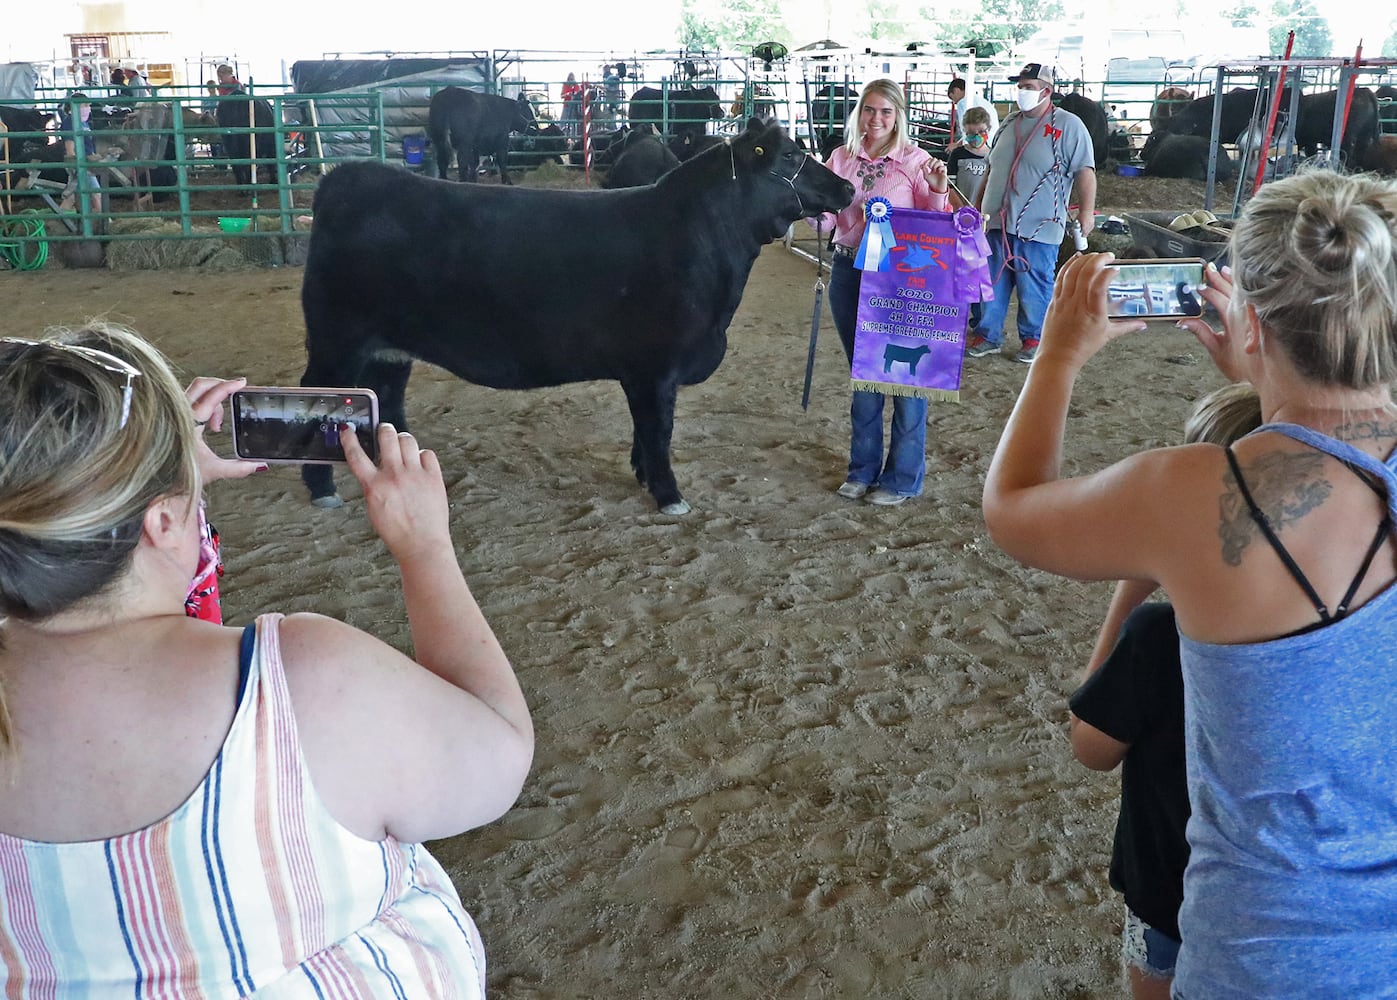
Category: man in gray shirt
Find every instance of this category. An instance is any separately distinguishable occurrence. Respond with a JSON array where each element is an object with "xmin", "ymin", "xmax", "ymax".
[{"xmin": 968, "ymin": 62, "xmax": 1096, "ymax": 363}]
